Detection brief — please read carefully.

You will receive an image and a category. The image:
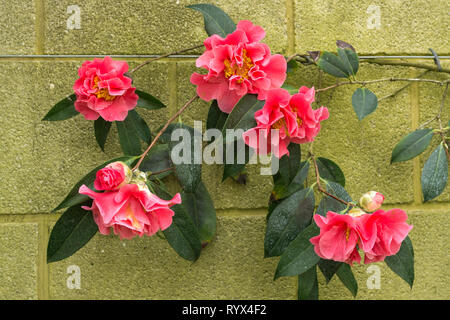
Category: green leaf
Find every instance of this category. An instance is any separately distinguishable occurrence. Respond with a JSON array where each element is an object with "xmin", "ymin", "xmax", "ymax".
[
  {"xmin": 286, "ymin": 59, "xmax": 299, "ymax": 73},
  {"xmin": 297, "ymin": 265, "xmax": 319, "ymax": 300},
  {"xmin": 385, "ymin": 236, "xmax": 415, "ymax": 288},
  {"xmin": 336, "ymin": 263, "xmax": 358, "ymax": 297},
  {"xmin": 318, "ymin": 259, "xmax": 343, "ymax": 283},
  {"xmin": 167, "ymin": 123, "xmax": 202, "ymax": 192},
  {"xmin": 94, "ymin": 117, "xmax": 112, "ymax": 151},
  {"xmin": 317, "ymin": 51, "xmax": 351, "ymax": 78},
  {"xmin": 352, "ymin": 88, "xmax": 378, "ymax": 121},
  {"xmin": 151, "ymin": 182, "xmax": 202, "ymax": 262},
  {"xmin": 187, "ymin": 4, "xmax": 236, "ymax": 38},
  {"xmin": 127, "ymin": 109, "xmax": 152, "ymax": 143},
  {"xmin": 135, "ymin": 90, "xmax": 166, "ymax": 110},
  {"xmin": 53, "ymin": 156, "xmax": 138, "ymax": 211},
  {"xmin": 391, "ymin": 129, "xmax": 434, "ymax": 163},
  {"xmin": 273, "ymin": 144, "xmax": 301, "ymax": 188},
  {"xmin": 421, "ymin": 143, "xmax": 448, "ymax": 202},
  {"xmin": 265, "ymin": 188, "xmax": 315, "ymax": 257},
  {"xmin": 47, "ymin": 202, "xmax": 98, "ymax": 263},
  {"xmin": 116, "ymin": 118, "xmax": 142, "ymax": 156},
  {"xmin": 222, "ymin": 138, "xmax": 254, "ymax": 182},
  {"xmin": 42, "ymin": 94, "xmax": 79, "ymax": 121},
  {"xmin": 274, "ymin": 223, "xmax": 320, "ymax": 279},
  {"xmin": 337, "ymin": 48, "xmax": 359, "ymax": 76},
  {"xmin": 221, "ymin": 94, "xmax": 264, "ymax": 137},
  {"xmin": 181, "ymin": 181, "xmax": 217, "ymax": 242},
  {"xmin": 206, "ymin": 100, "xmax": 228, "ymax": 132},
  {"xmin": 316, "ymin": 157, "xmax": 345, "ymax": 187},
  {"xmin": 316, "ymin": 180, "xmax": 352, "ymax": 216},
  {"xmin": 139, "ymin": 144, "xmax": 173, "ymax": 180}
]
